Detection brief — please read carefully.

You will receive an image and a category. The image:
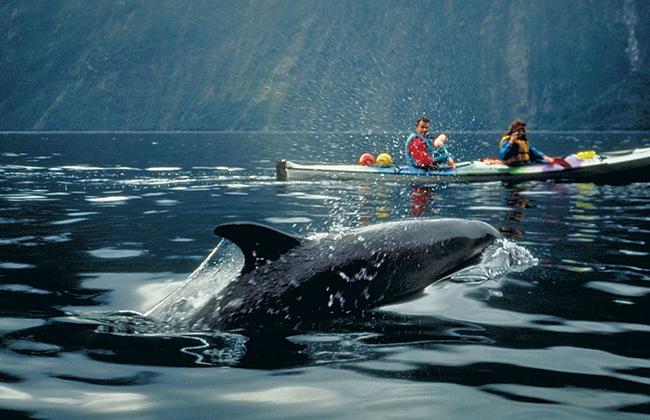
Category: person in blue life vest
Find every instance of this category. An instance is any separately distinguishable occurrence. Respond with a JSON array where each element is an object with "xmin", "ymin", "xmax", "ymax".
[
  {"xmin": 405, "ymin": 116, "xmax": 457, "ymax": 170},
  {"xmin": 499, "ymin": 119, "xmax": 559, "ymax": 166}
]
